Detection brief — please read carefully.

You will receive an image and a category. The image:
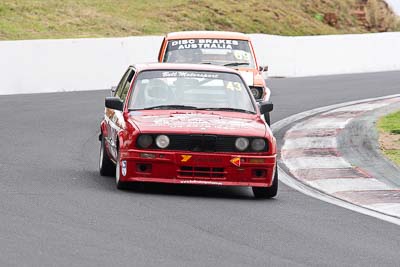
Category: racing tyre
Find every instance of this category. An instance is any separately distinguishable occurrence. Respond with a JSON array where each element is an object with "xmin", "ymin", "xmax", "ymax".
[
  {"xmin": 252, "ymin": 166, "xmax": 278, "ymax": 199},
  {"xmin": 264, "ymin": 113, "xmax": 271, "ymax": 126},
  {"xmin": 99, "ymin": 135, "xmax": 115, "ymax": 176},
  {"xmin": 115, "ymin": 149, "xmax": 129, "ymax": 190}
]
